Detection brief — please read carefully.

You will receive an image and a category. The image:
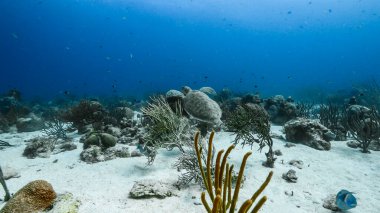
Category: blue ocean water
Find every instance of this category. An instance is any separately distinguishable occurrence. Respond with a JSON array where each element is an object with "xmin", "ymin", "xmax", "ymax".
[{"xmin": 1, "ymin": 0, "xmax": 380, "ymax": 100}]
